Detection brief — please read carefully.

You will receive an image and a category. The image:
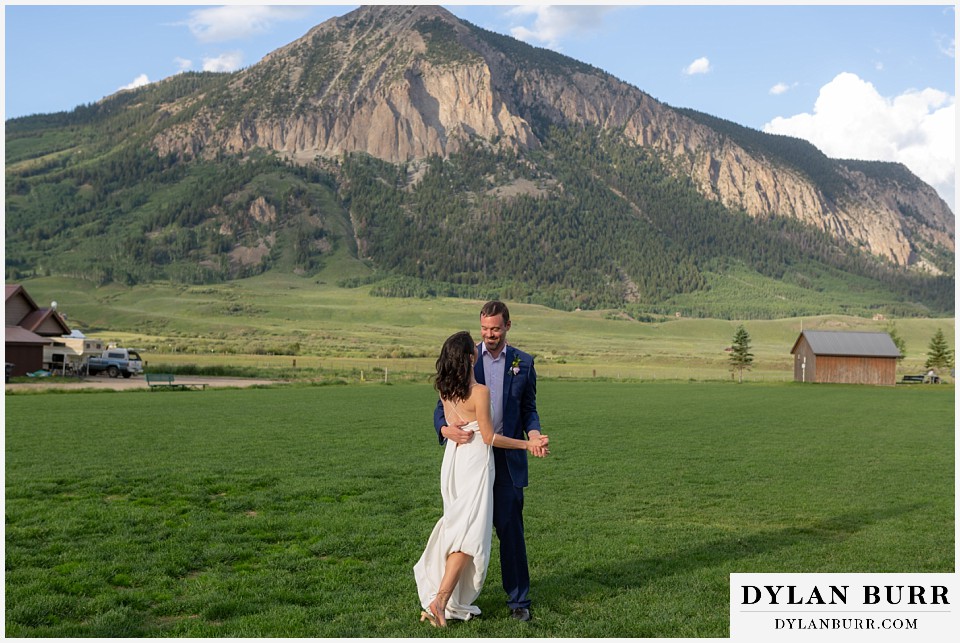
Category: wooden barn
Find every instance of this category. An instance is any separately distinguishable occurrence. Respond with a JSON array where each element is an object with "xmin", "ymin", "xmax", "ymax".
[{"xmin": 790, "ymin": 330, "xmax": 901, "ymax": 386}]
